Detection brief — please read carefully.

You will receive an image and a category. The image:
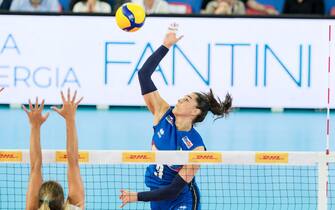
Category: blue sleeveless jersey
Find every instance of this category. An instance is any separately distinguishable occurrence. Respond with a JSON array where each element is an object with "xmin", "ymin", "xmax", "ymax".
[{"xmin": 145, "ymin": 108, "xmax": 205, "ymax": 190}]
